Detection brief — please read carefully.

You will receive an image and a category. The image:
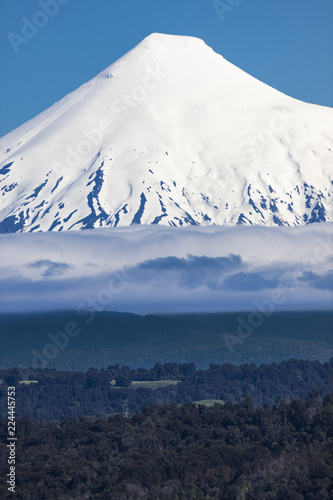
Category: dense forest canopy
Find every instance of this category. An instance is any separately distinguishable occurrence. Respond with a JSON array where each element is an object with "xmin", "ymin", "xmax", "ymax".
[{"xmin": 0, "ymin": 394, "xmax": 332, "ymax": 499}]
